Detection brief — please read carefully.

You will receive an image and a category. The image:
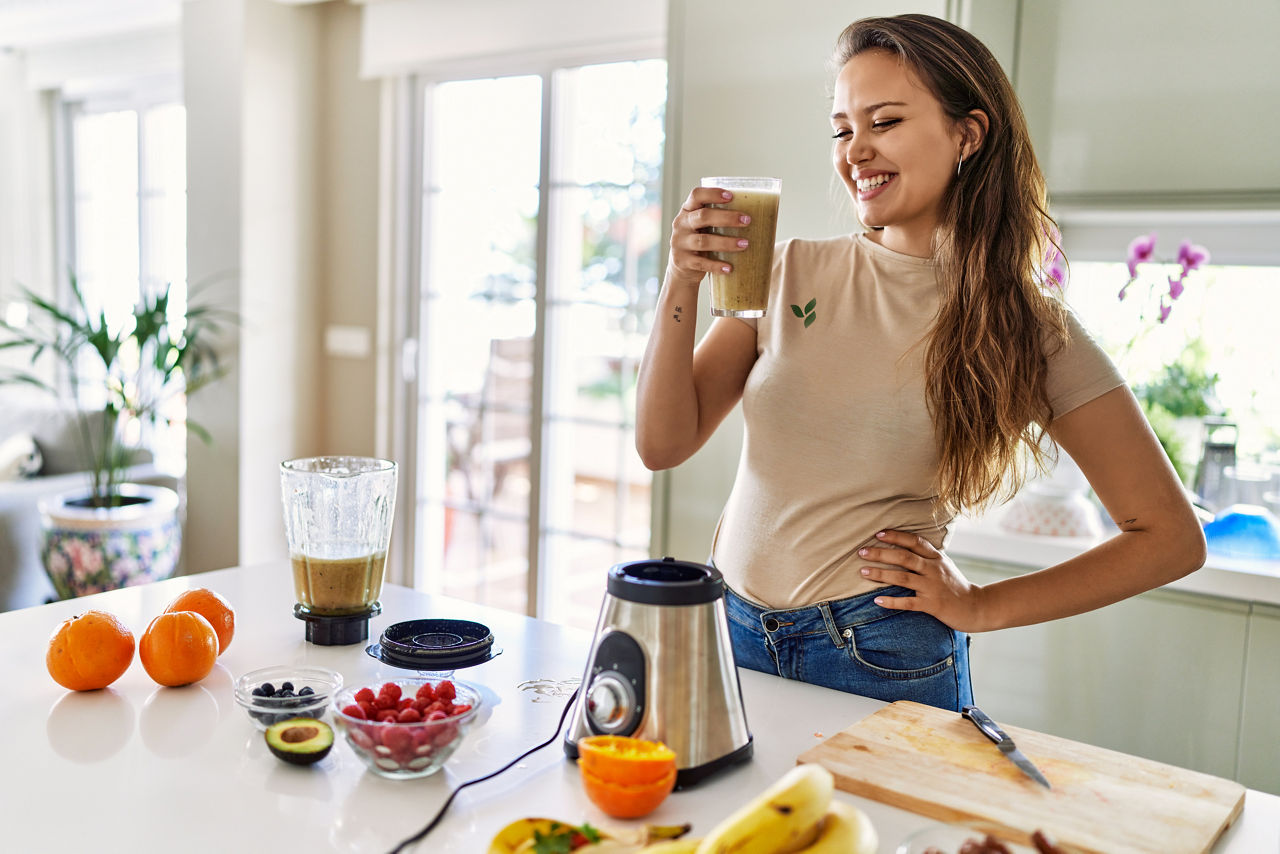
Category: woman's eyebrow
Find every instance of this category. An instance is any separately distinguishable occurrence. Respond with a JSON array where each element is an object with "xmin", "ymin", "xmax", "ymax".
[{"xmin": 829, "ymin": 100, "xmax": 909, "ymax": 120}]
